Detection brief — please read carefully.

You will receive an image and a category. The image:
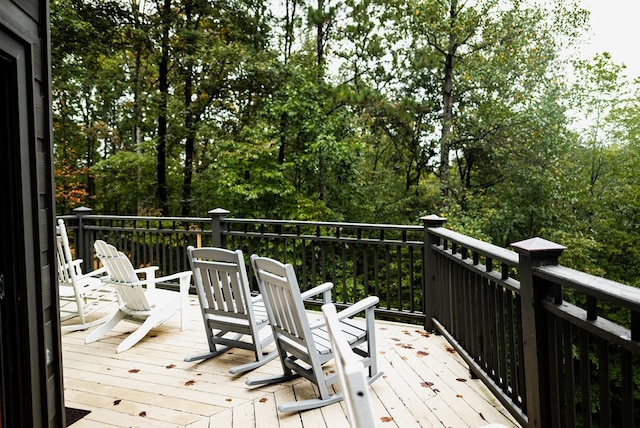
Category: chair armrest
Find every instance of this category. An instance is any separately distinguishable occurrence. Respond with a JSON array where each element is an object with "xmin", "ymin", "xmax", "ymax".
[
  {"xmin": 300, "ymin": 282, "xmax": 333, "ymax": 304},
  {"xmin": 334, "ymin": 296, "xmax": 379, "ymax": 321},
  {"xmin": 309, "ymin": 296, "xmax": 380, "ymax": 330},
  {"xmin": 133, "ymin": 266, "xmax": 159, "ymax": 277},
  {"xmin": 309, "ymin": 296, "xmax": 378, "ymax": 330},
  {"xmin": 81, "ymin": 266, "xmax": 108, "ymax": 278},
  {"xmin": 151, "ymin": 270, "xmax": 193, "ymax": 293}
]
